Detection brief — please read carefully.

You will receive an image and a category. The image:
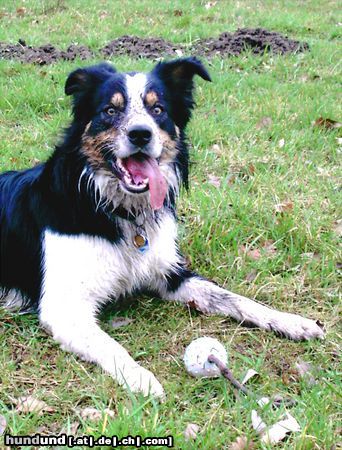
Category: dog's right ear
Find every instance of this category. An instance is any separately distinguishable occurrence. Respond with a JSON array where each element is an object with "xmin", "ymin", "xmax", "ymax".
[
  {"xmin": 65, "ymin": 63, "xmax": 116, "ymax": 96},
  {"xmin": 65, "ymin": 63, "xmax": 116, "ymax": 122}
]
